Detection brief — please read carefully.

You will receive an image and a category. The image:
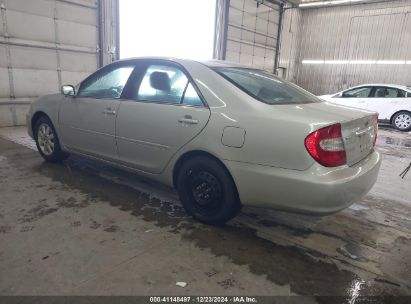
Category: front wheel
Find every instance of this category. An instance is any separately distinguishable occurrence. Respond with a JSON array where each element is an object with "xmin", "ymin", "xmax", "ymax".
[
  {"xmin": 34, "ymin": 116, "xmax": 69, "ymax": 162},
  {"xmin": 392, "ymin": 111, "xmax": 411, "ymax": 132},
  {"xmin": 176, "ymin": 156, "xmax": 241, "ymax": 225}
]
